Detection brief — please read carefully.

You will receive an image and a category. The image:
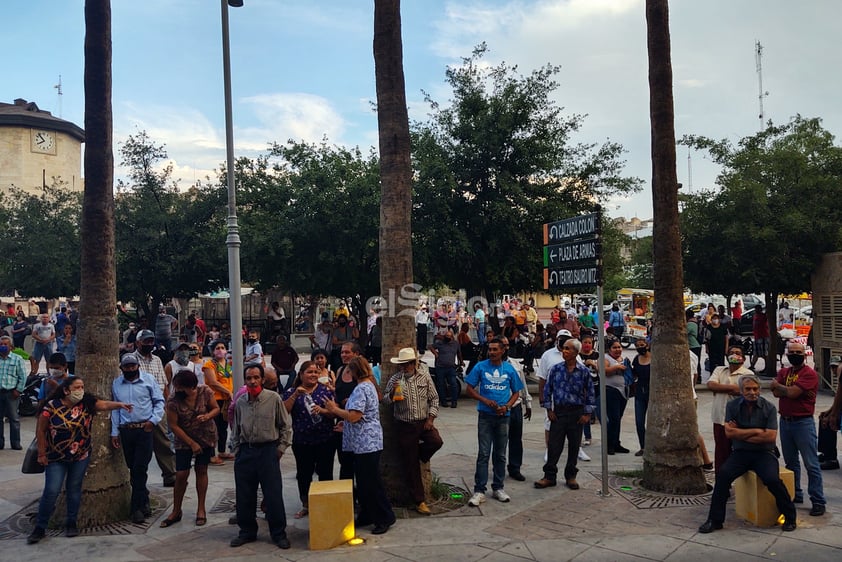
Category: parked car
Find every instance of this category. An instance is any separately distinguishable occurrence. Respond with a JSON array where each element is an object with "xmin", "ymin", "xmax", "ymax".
[{"xmin": 733, "ymin": 306, "xmax": 763, "ymax": 336}]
